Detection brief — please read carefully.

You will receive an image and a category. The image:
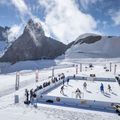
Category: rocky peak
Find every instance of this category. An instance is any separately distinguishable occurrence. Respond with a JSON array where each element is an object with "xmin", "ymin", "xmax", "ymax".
[
  {"xmin": 24, "ymin": 19, "xmax": 44, "ymax": 37},
  {"xmin": 0, "ymin": 19, "xmax": 66, "ymax": 63}
]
